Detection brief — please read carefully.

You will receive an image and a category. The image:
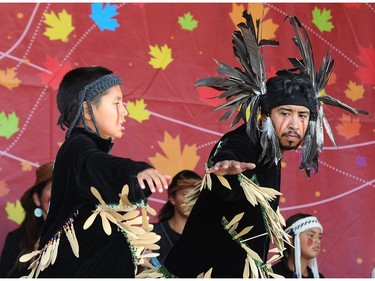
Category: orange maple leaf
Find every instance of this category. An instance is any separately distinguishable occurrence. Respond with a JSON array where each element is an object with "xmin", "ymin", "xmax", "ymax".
[
  {"xmin": 148, "ymin": 131, "xmax": 200, "ymax": 176},
  {"xmin": 38, "ymin": 55, "xmax": 72, "ymax": 90},
  {"xmin": 0, "ymin": 67, "xmax": 21, "ymax": 90},
  {"xmin": 229, "ymin": 3, "xmax": 279, "ymax": 39},
  {"xmin": 344, "ymin": 80, "xmax": 365, "ymax": 102},
  {"xmin": 0, "ymin": 180, "xmax": 10, "ymax": 197},
  {"xmin": 21, "ymin": 161, "xmax": 33, "ymax": 172},
  {"xmin": 327, "ymin": 72, "xmax": 336, "ymax": 85},
  {"xmin": 335, "ymin": 113, "xmax": 362, "ymax": 140}
]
